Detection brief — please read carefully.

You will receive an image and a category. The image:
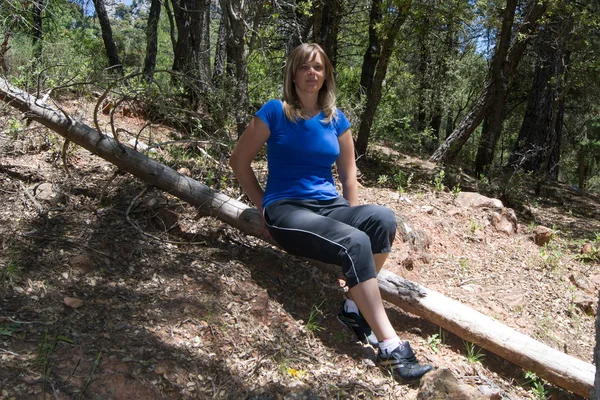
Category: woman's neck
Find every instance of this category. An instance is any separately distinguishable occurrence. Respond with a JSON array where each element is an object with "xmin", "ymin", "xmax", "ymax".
[{"xmin": 297, "ymin": 93, "xmax": 320, "ymax": 116}]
